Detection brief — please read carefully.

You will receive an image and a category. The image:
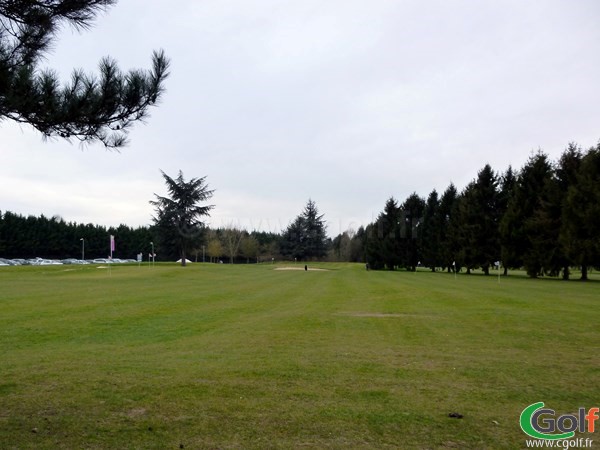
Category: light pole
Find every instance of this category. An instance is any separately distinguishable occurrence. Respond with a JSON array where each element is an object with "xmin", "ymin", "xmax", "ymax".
[
  {"xmin": 150, "ymin": 241, "xmax": 155, "ymax": 267},
  {"xmin": 80, "ymin": 238, "xmax": 85, "ymax": 261}
]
